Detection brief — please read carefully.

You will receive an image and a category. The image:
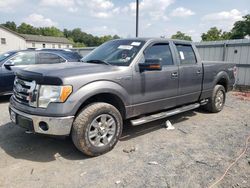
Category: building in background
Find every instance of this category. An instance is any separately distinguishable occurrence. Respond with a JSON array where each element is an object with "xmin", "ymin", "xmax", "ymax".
[
  {"xmin": 0, "ymin": 25, "xmax": 26, "ymax": 53},
  {"xmin": 0, "ymin": 25, "xmax": 73, "ymax": 53}
]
